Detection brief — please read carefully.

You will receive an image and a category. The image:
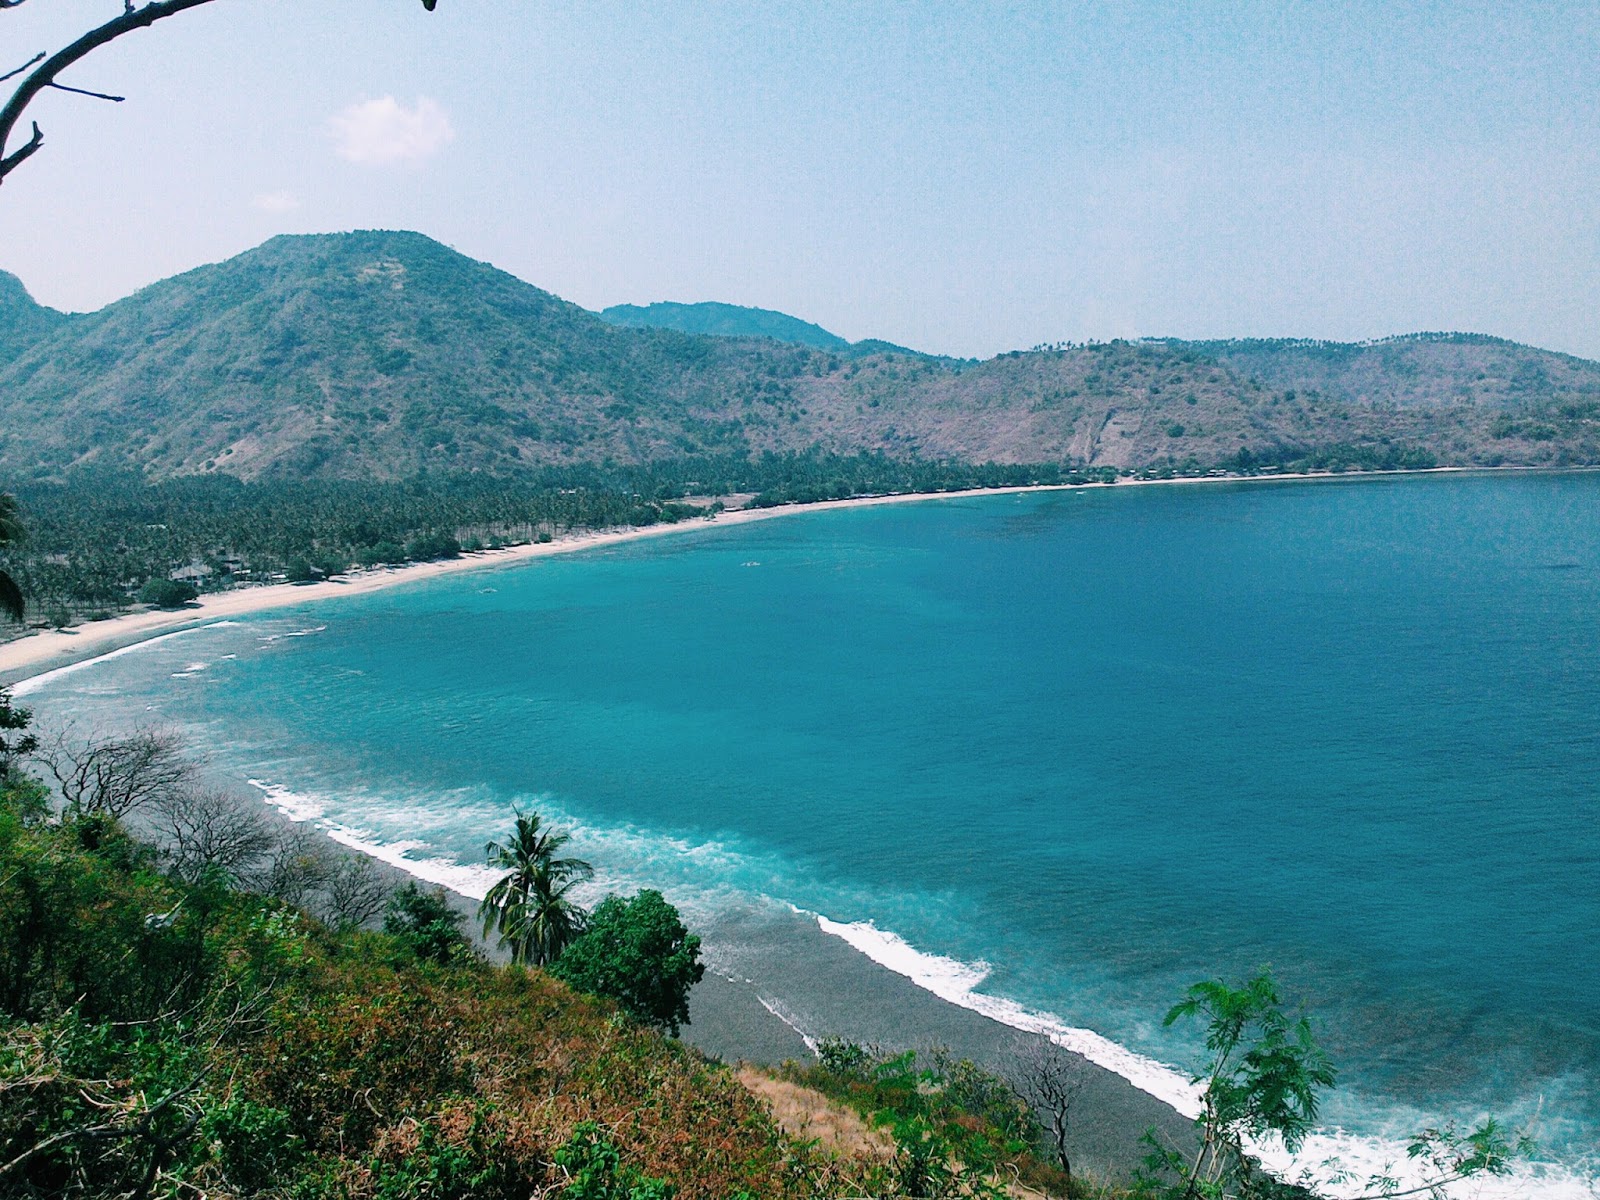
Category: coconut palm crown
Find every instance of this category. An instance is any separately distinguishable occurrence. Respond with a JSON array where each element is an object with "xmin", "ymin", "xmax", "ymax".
[
  {"xmin": 479, "ymin": 808, "xmax": 593, "ymax": 966},
  {"xmin": 0, "ymin": 494, "xmax": 24, "ymax": 624}
]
